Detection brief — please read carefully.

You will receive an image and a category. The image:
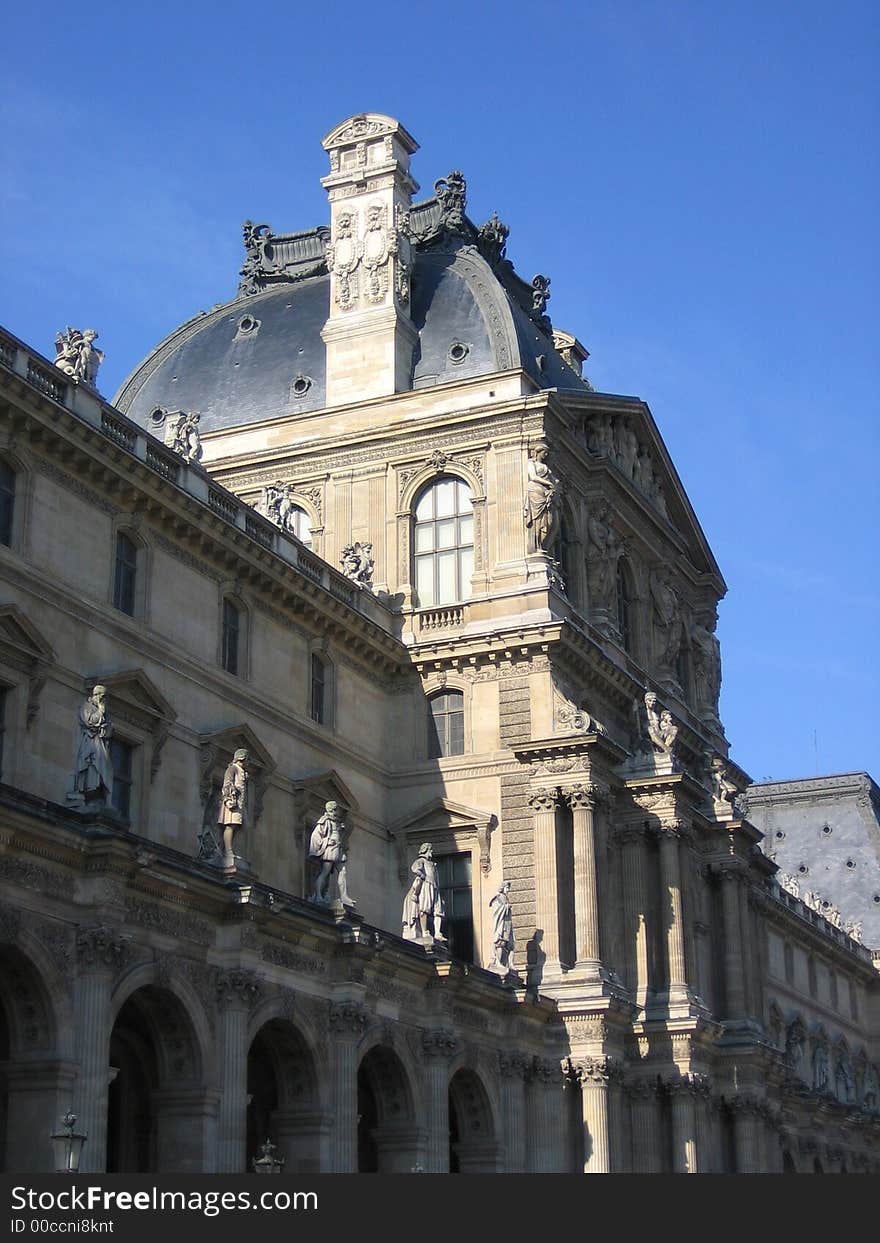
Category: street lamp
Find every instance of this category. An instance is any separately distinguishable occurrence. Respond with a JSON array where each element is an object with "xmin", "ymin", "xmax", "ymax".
[
  {"xmin": 252, "ymin": 1138, "xmax": 285, "ymax": 1174},
  {"xmin": 51, "ymin": 1112, "xmax": 87, "ymax": 1174}
]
